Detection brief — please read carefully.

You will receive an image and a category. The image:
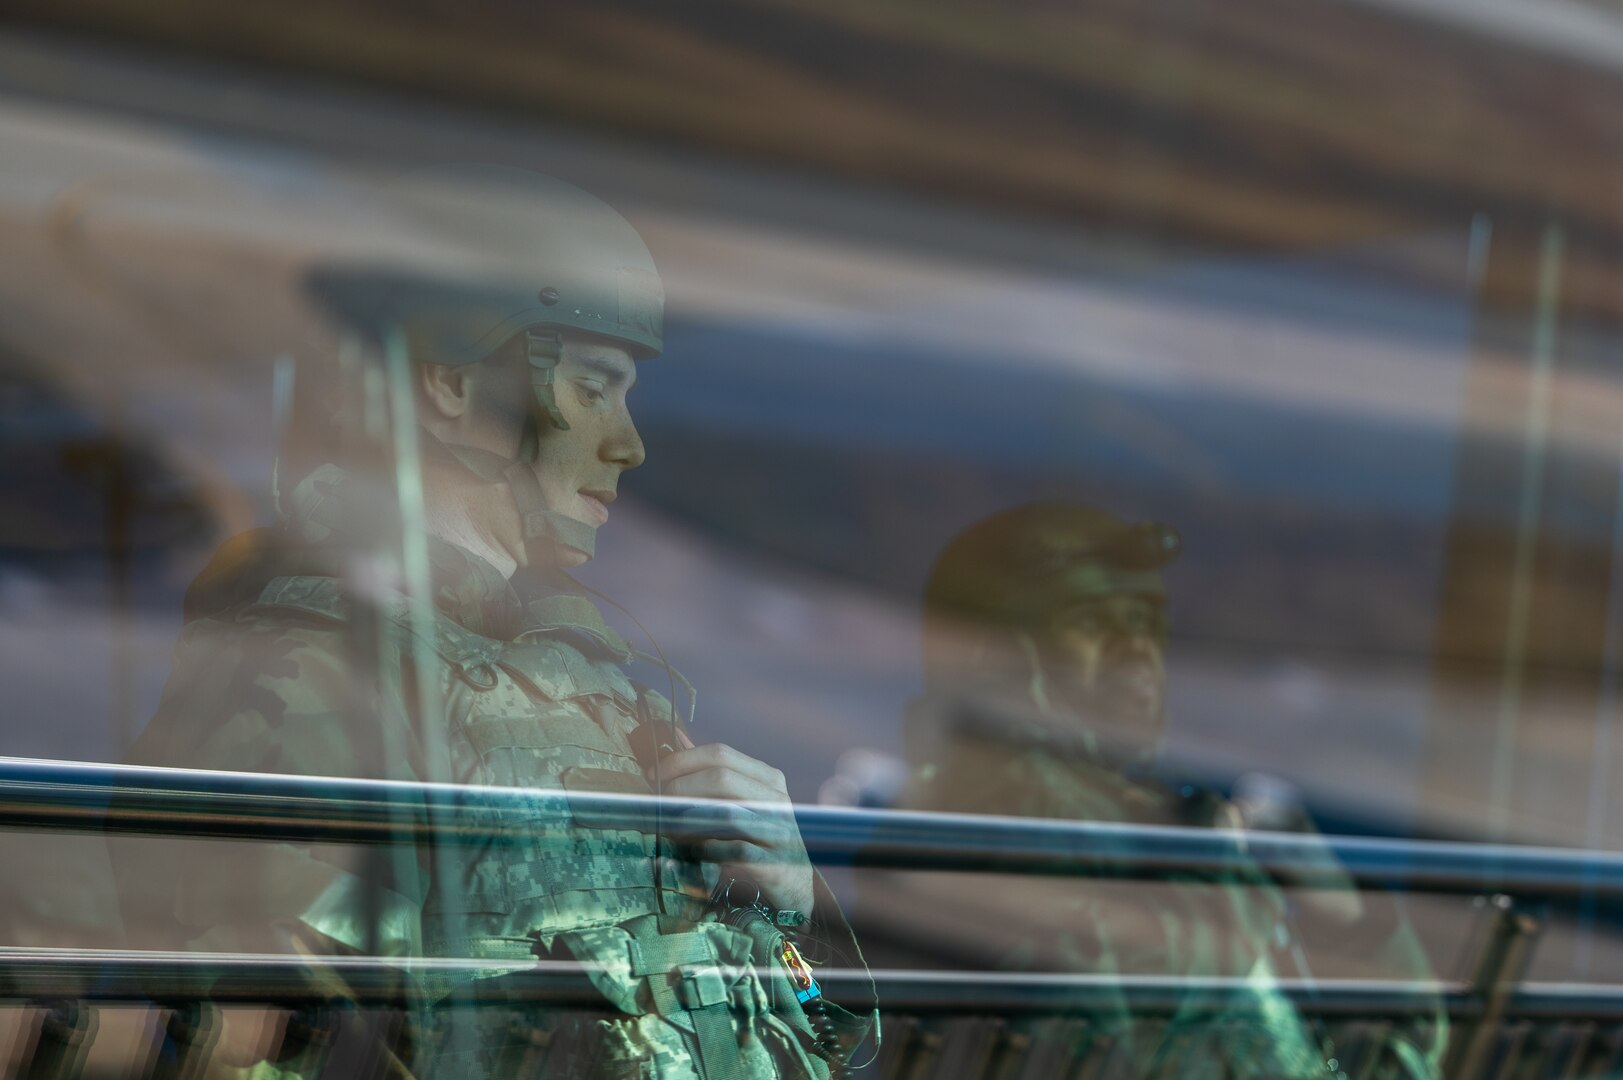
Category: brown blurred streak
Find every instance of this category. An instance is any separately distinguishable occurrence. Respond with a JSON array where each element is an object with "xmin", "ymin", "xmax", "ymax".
[
  {"xmin": 6, "ymin": 0, "xmax": 1623, "ymax": 318},
  {"xmin": 1431, "ymin": 527, "xmax": 1617, "ymax": 677}
]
